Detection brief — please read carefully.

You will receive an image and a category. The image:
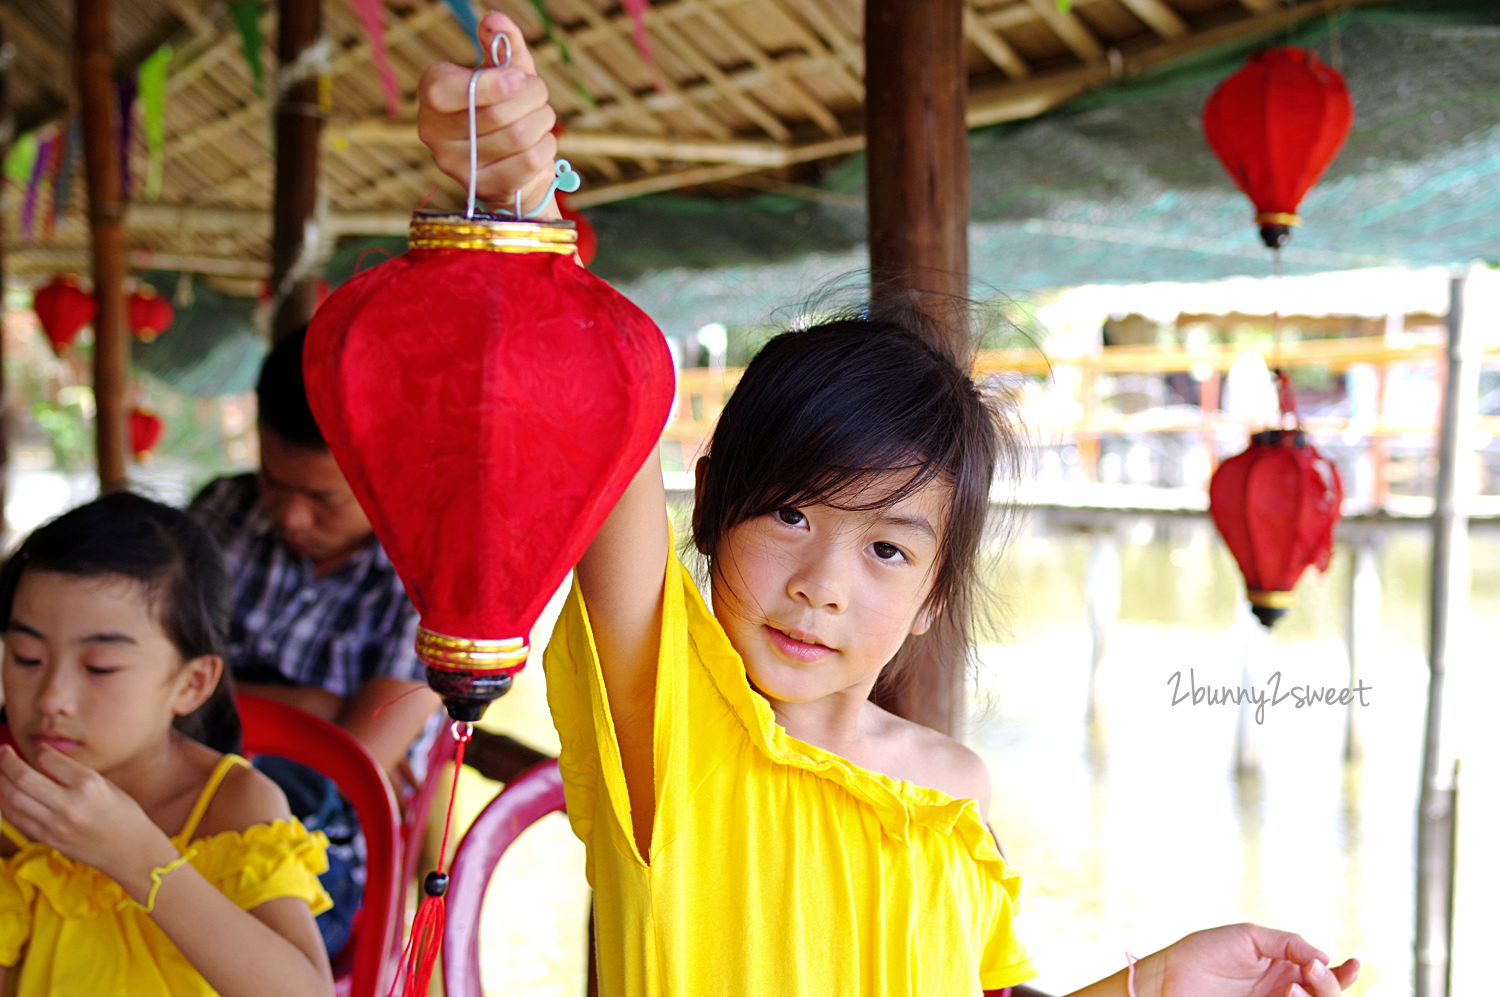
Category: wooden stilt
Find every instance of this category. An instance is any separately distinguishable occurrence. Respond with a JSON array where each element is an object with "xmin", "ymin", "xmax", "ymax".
[
  {"xmin": 270, "ymin": 0, "xmax": 324, "ymax": 344},
  {"xmin": 863, "ymin": 0, "xmax": 969, "ymax": 735},
  {"xmin": 1415, "ymin": 272, "xmax": 1474, "ymax": 997},
  {"xmin": 76, "ymin": 0, "xmax": 129, "ymax": 490}
]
